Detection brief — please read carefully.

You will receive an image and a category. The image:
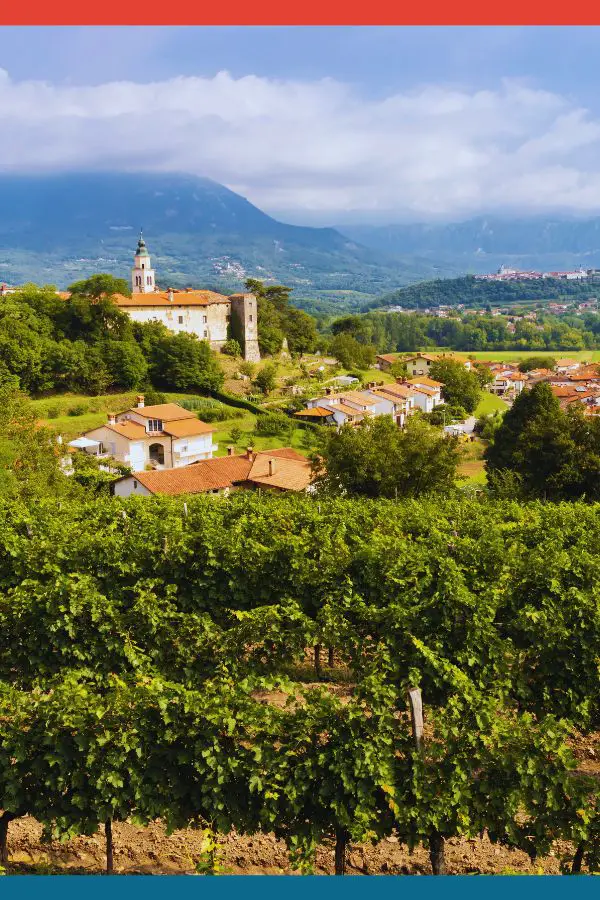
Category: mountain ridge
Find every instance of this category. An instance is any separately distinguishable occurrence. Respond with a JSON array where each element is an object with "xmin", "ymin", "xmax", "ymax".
[{"xmin": 0, "ymin": 172, "xmax": 448, "ymax": 297}]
